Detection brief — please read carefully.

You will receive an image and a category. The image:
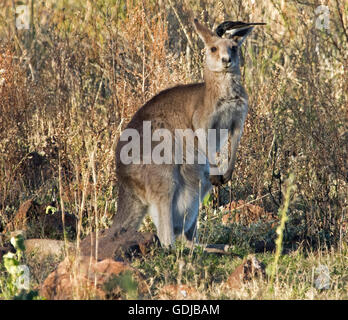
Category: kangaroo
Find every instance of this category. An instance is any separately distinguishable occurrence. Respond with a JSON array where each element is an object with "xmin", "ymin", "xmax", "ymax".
[{"xmin": 84, "ymin": 19, "xmax": 260, "ymax": 257}]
